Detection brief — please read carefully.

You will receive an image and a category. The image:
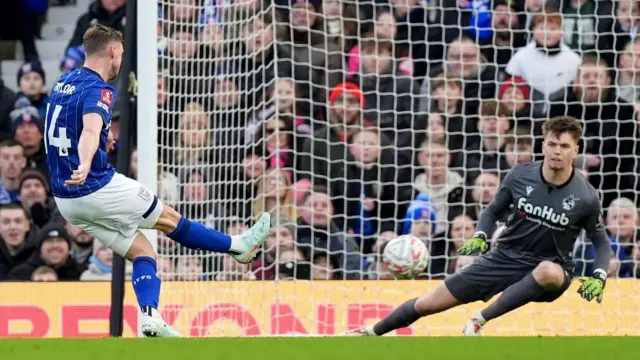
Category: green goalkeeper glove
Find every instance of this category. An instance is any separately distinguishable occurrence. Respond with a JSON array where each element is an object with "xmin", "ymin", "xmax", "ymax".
[
  {"xmin": 577, "ymin": 270, "xmax": 606, "ymax": 303},
  {"xmin": 457, "ymin": 232, "xmax": 489, "ymax": 256}
]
